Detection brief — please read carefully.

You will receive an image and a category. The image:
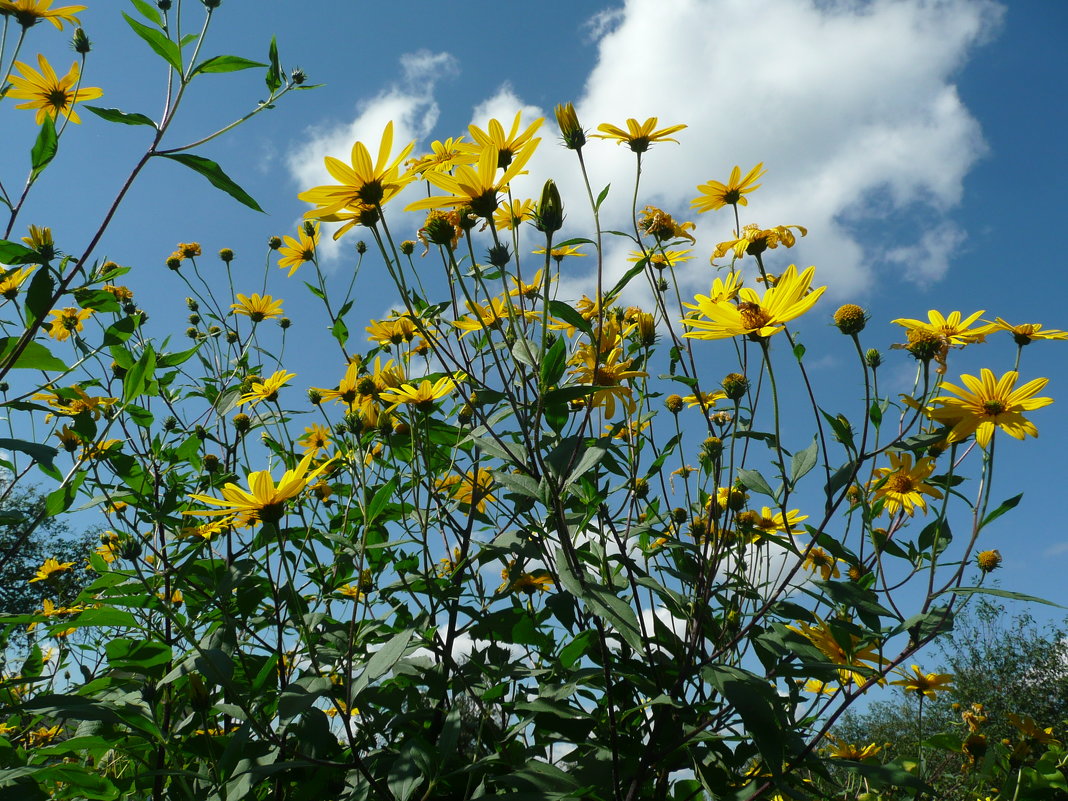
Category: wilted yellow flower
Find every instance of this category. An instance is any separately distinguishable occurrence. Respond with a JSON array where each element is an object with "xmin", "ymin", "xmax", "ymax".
[{"xmin": 713, "ymin": 223, "xmax": 806, "ymax": 260}]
